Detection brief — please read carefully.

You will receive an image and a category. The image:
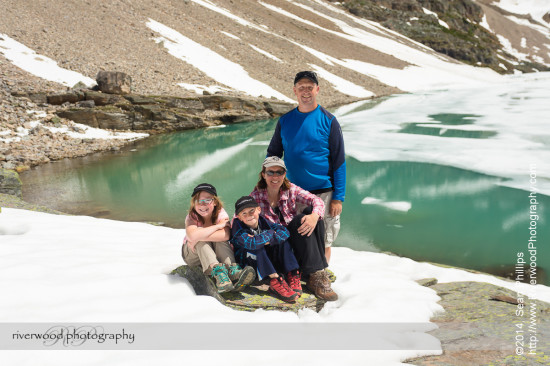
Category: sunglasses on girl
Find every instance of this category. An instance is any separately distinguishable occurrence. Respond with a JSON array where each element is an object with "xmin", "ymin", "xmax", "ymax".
[
  {"xmin": 265, "ymin": 169, "xmax": 285, "ymax": 176},
  {"xmin": 197, "ymin": 198, "xmax": 214, "ymax": 205}
]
